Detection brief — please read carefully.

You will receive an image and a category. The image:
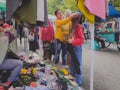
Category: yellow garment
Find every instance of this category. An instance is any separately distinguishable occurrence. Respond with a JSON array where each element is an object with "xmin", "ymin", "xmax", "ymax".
[
  {"xmin": 55, "ymin": 17, "xmax": 71, "ymax": 42},
  {"xmin": 32, "ymin": 67, "xmax": 37, "ymax": 75},
  {"xmin": 62, "ymin": 21, "xmax": 72, "ymax": 43},
  {"xmin": 61, "ymin": 68, "xmax": 69, "ymax": 75},
  {"xmin": 53, "ymin": 66, "xmax": 58, "ymax": 71},
  {"xmin": 21, "ymin": 68, "xmax": 28, "ymax": 74},
  {"xmin": 77, "ymin": 0, "xmax": 95, "ymax": 23}
]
